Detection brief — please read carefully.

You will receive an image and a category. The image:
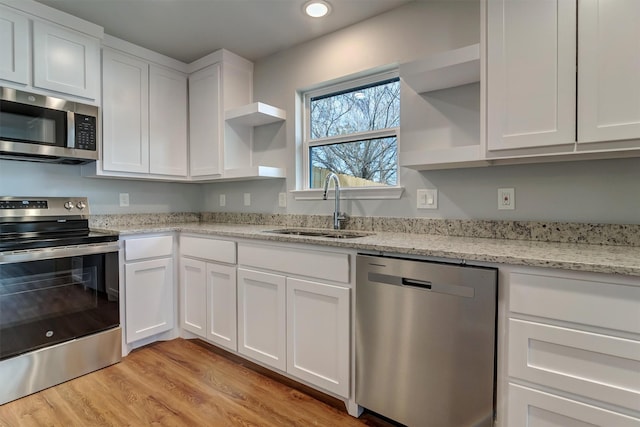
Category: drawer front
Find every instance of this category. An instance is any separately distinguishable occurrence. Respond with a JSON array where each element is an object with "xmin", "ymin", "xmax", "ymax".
[
  {"xmin": 238, "ymin": 243, "xmax": 350, "ymax": 284},
  {"xmin": 125, "ymin": 235, "xmax": 173, "ymax": 261},
  {"xmin": 509, "ymin": 271, "xmax": 640, "ymax": 334},
  {"xmin": 180, "ymin": 236, "xmax": 236, "ymax": 264},
  {"xmin": 508, "ymin": 383, "xmax": 640, "ymax": 427},
  {"xmin": 508, "ymin": 319, "xmax": 640, "ymax": 411}
]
